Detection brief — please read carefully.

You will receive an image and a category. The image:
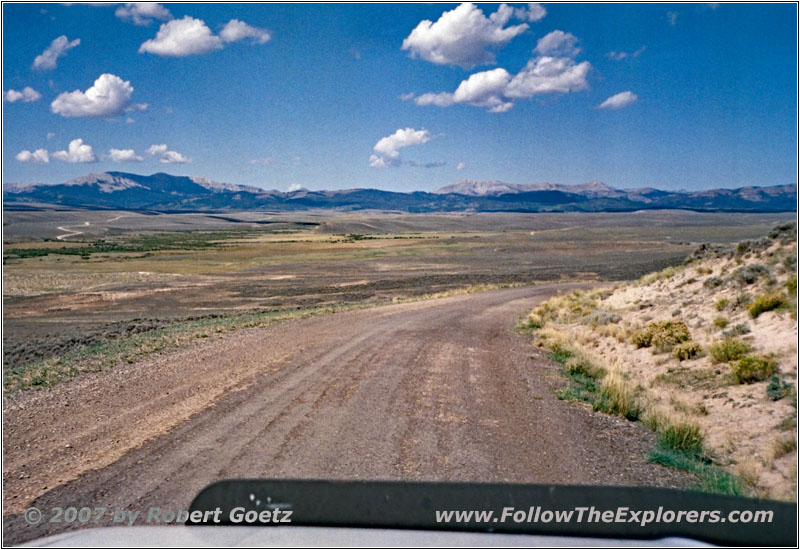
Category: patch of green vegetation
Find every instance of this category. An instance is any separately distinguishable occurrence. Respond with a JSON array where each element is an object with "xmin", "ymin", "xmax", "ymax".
[
  {"xmin": 703, "ymin": 276, "xmax": 724, "ymax": 289},
  {"xmin": 748, "ymin": 292, "xmax": 787, "ymax": 318},
  {"xmin": 766, "ymin": 376, "xmax": 793, "ymax": 401},
  {"xmin": 648, "ymin": 446, "xmax": 746, "ymax": 497},
  {"xmin": 708, "ymin": 338, "xmax": 751, "ymax": 363},
  {"xmin": 714, "ymin": 298, "xmax": 729, "ymax": 311},
  {"xmin": 731, "ymin": 354, "xmax": 778, "ymax": 384},
  {"xmin": 3, "ymin": 230, "xmax": 268, "ymax": 263}
]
